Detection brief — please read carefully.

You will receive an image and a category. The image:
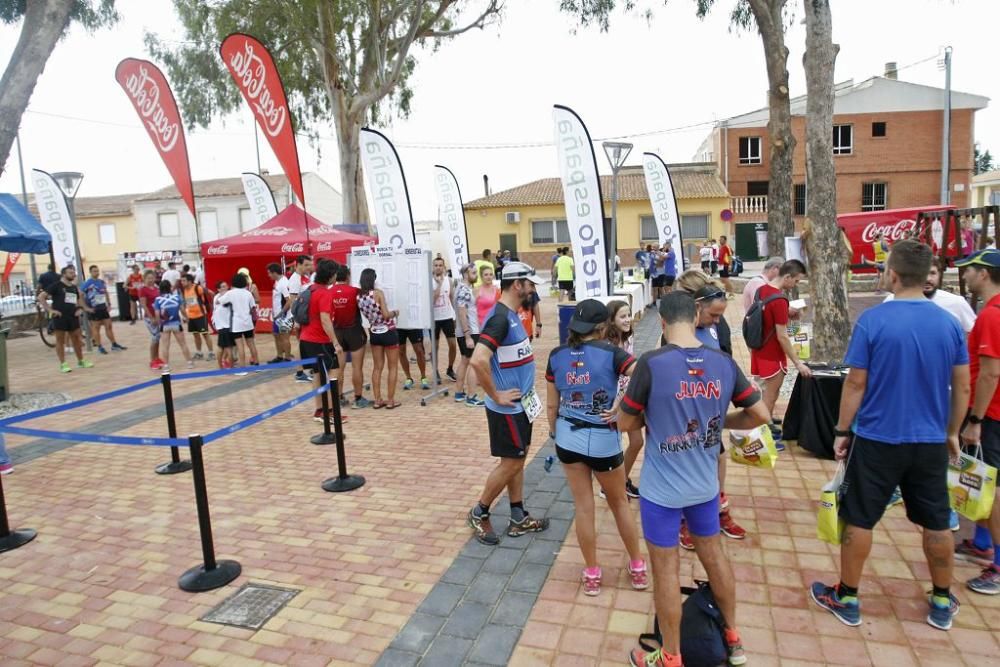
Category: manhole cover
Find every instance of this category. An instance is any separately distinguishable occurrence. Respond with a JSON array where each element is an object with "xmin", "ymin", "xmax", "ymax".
[{"xmin": 200, "ymin": 582, "xmax": 300, "ymax": 630}]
